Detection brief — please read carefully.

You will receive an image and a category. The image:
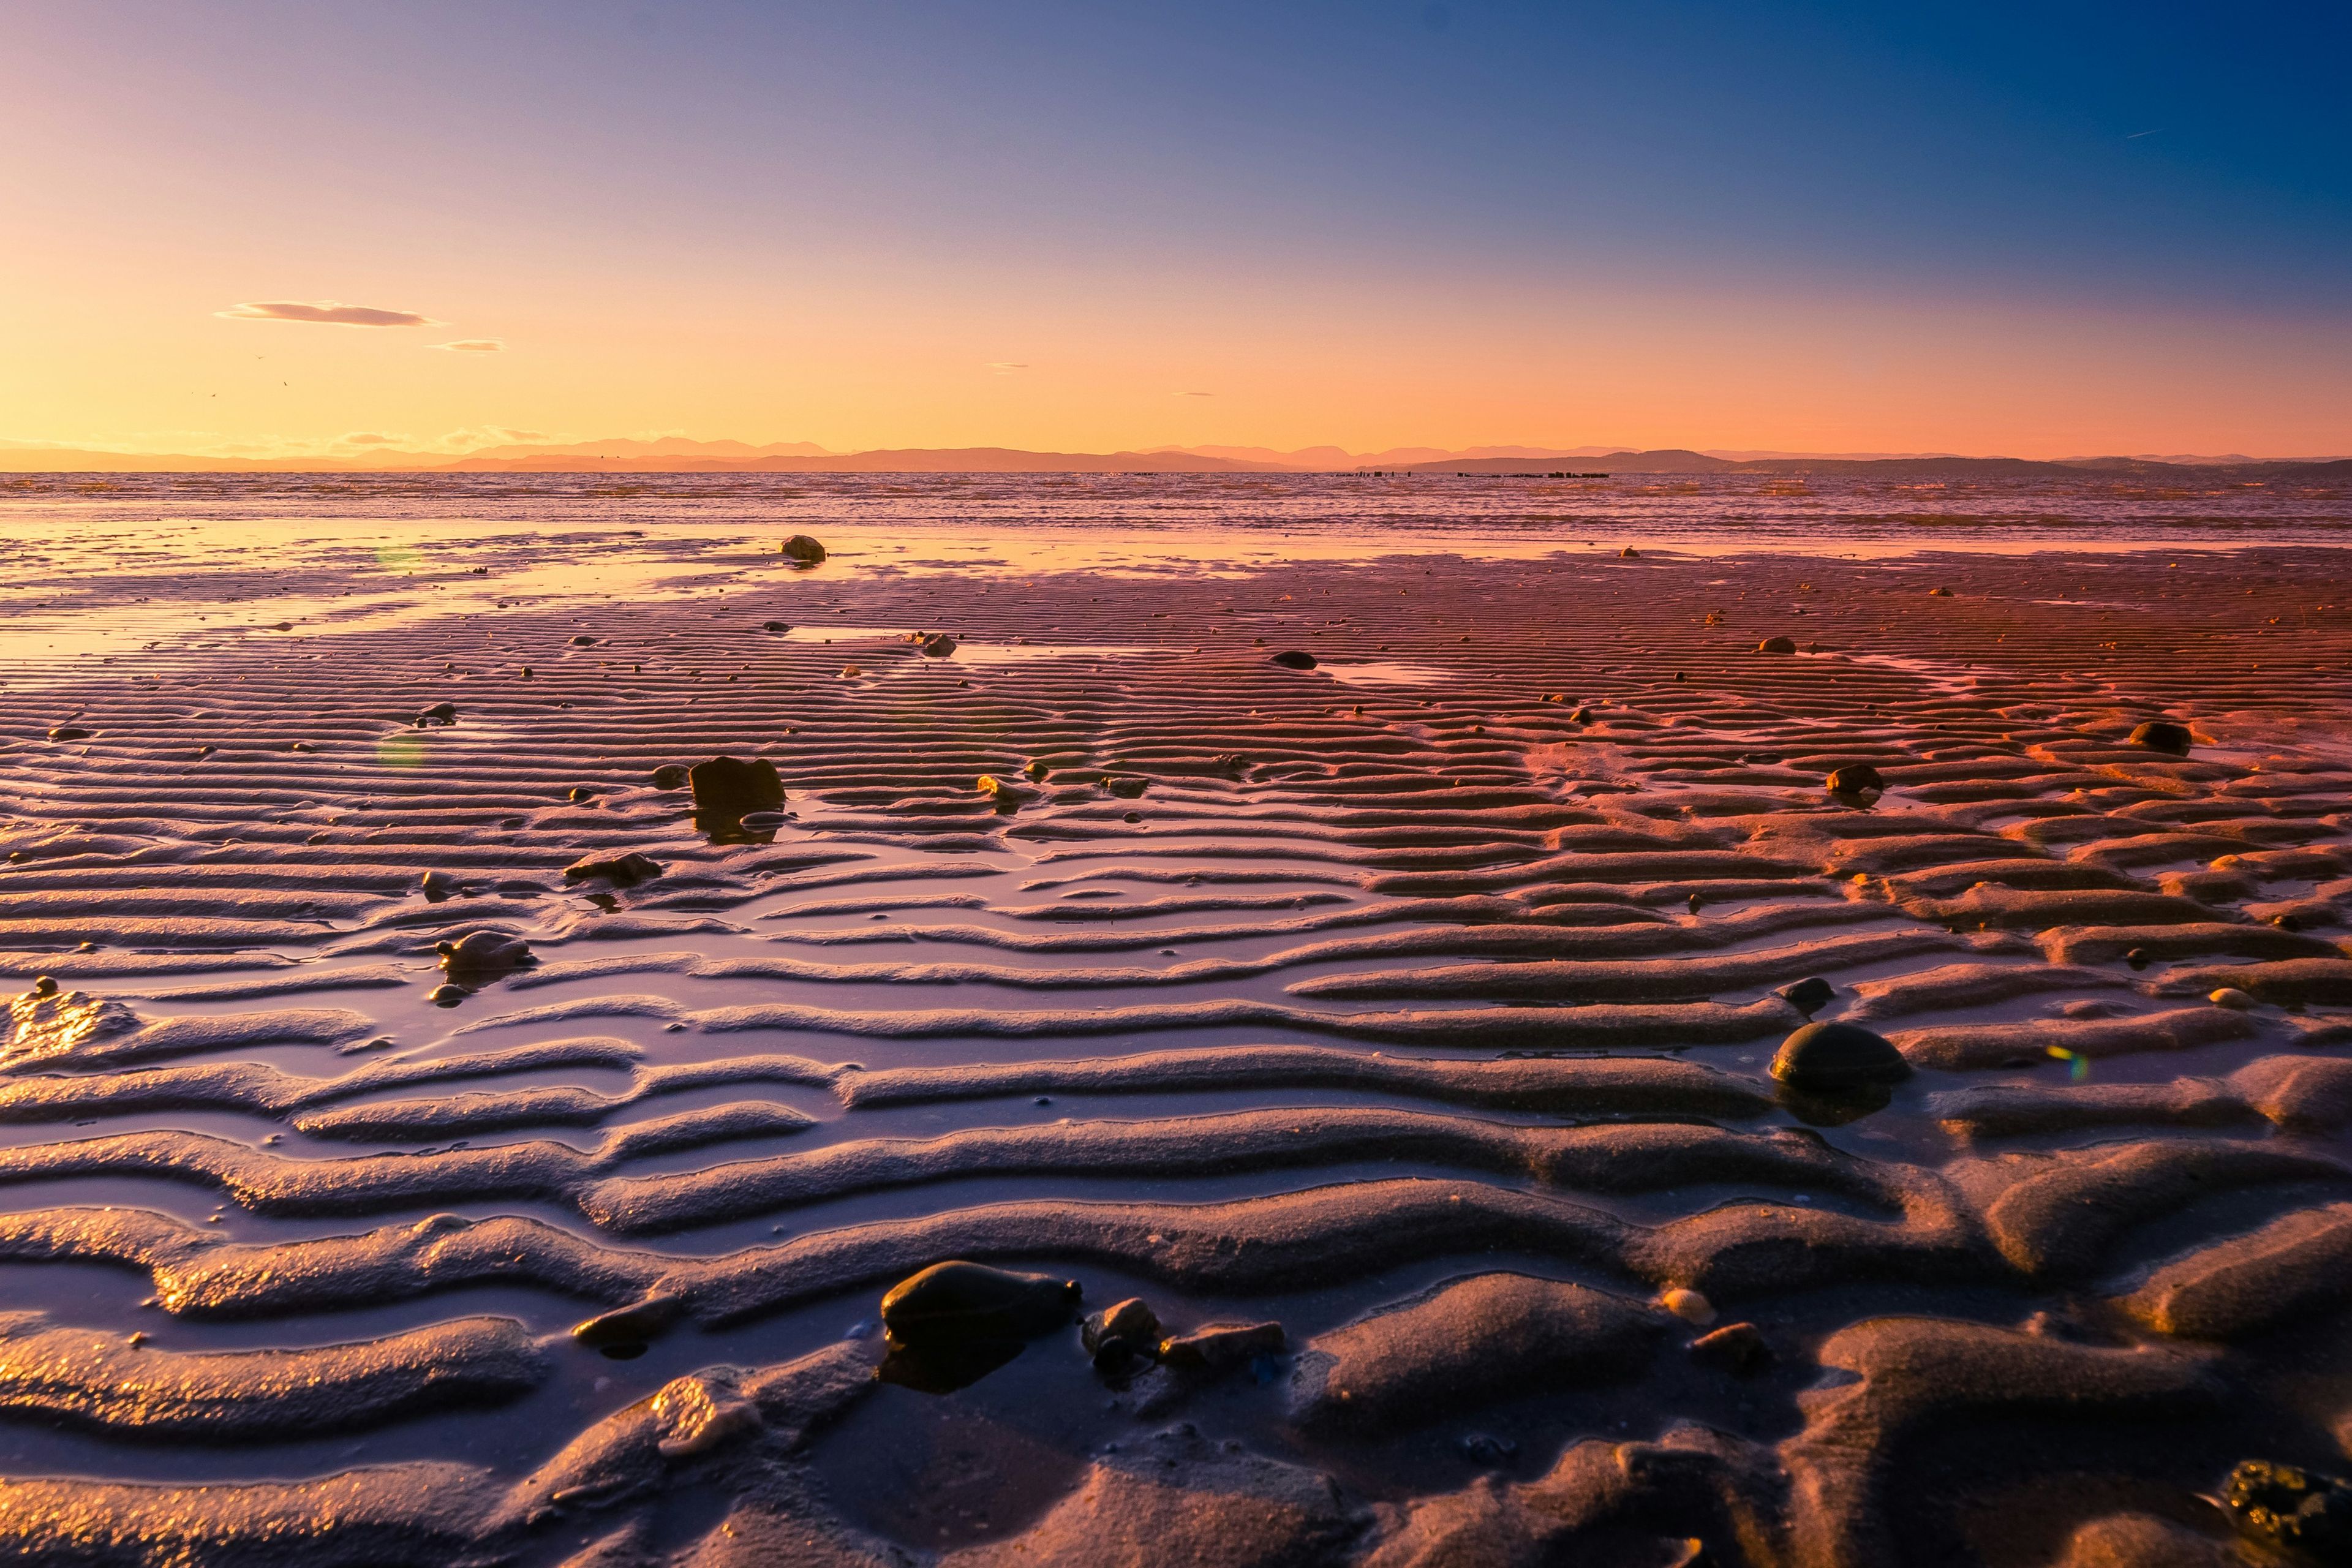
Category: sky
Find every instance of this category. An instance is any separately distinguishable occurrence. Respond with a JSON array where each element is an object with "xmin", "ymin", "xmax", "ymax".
[{"xmin": 2, "ymin": 1, "xmax": 2348, "ymax": 461}]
